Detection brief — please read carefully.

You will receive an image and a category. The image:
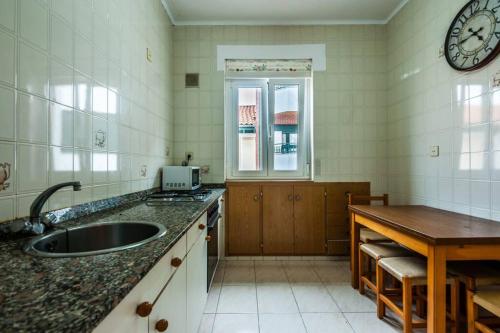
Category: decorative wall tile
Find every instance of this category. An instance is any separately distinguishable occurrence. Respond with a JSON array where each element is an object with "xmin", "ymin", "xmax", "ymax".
[
  {"xmin": 17, "ymin": 92, "xmax": 48, "ymax": 144},
  {"xmin": 0, "ymin": 85, "xmax": 15, "ymax": 141},
  {"xmin": 92, "ymin": 116, "xmax": 107, "ymax": 151},
  {"xmin": 0, "ymin": 142, "xmax": 15, "ymax": 196}
]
